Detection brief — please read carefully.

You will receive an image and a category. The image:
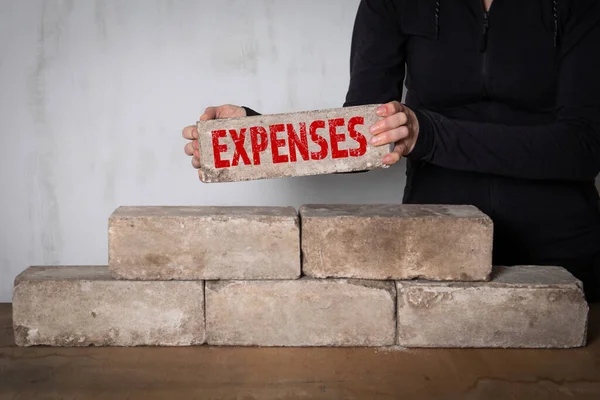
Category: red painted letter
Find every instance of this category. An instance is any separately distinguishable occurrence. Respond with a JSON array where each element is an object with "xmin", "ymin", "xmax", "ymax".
[
  {"xmin": 348, "ymin": 116, "xmax": 367, "ymax": 157},
  {"xmin": 250, "ymin": 126, "xmax": 268, "ymax": 165},
  {"xmin": 212, "ymin": 130, "xmax": 230, "ymax": 169},
  {"xmin": 328, "ymin": 118, "xmax": 349, "ymax": 159},
  {"xmin": 229, "ymin": 128, "xmax": 251, "ymax": 166},
  {"xmin": 270, "ymin": 124, "xmax": 289, "ymax": 164},
  {"xmin": 287, "ymin": 122, "xmax": 309, "ymax": 162},
  {"xmin": 309, "ymin": 120, "xmax": 328, "ymax": 160}
]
